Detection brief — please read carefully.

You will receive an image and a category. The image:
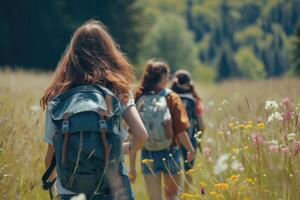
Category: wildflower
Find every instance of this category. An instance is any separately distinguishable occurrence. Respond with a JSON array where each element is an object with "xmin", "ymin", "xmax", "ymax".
[
  {"xmin": 267, "ymin": 112, "xmax": 283, "ymax": 123},
  {"xmin": 142, "ymin": 159, "xmax": 154, "ymax": 165},
  {"xmin": 281, "ymin": 146, "xmax": 289, "ymax": 154},
  {"xmin": 229, "ymin": 174, "xmax": 239, "ymax": 182},
  {"xmin": 228, "ymin": 123, "xmax": 234, "ymax": 129},
  {"xmin": 30, "ymin": 105, "xmax": 40, "ymax": 113},
  {"xmin": 245, "ymin": 178, "xmax": 255, "ymax": 184},
  {"xmin": 221, "ymin": 99, "xmax": 229, "ymax": 105},
  {"xmin": 186, "ymin": 168, "xmax": 196, "ymax": 174},
  {"xmin": 203, "ymin": 146, "xmax": 211, "ymax": 157},
  {"xmin": 243, "ymin": 146, "xmax": 249, "ymax": 150},
  {"xmin": 199, "ymin": 182, "xmax": 206, "ymax": 187},
  {"xmin": 282, "ymin": 97, "xmax": 290, "ymax": 106},
  {"xmin": 231, "ymin": 160, "xmax": 244, "ymax": 171},
  {"xmin": 245, "ymin": 124, "xmax": 253, "ymax": 130},
  {"xmin": 214, "ymin": 183, "xmax": 229, "ymax": 190},
  {"xmin": 257, "ymin": 122, "xmax": 265, "ymax": 129},
  {"xmin": 213, "ymin": 154, "xmax": 230, "ymax": 175},
  {"xmin": 209, "ymin": 191, "xmax": 217, "ymax": 196},
  {"xmin": 287, "ymin": 133, "xmax": 296, "ymax": 141},
  {"xmin": 265, "ymin": 100, "xmax": 278, "ymax": 110},
  {"xmin": 251, "ymin": 132, "xmax": 264, "ymax": 147},
  {"xmin": 238, "ymin": 124, "xmax": 245, "ymax": 129},
  {"xmin": 268, "ymin": 144, "xmax": 279, "ymax": 153},
  {"xmin": 216, "ymin": 194, "xmax": 224, "ymax": 199}
]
